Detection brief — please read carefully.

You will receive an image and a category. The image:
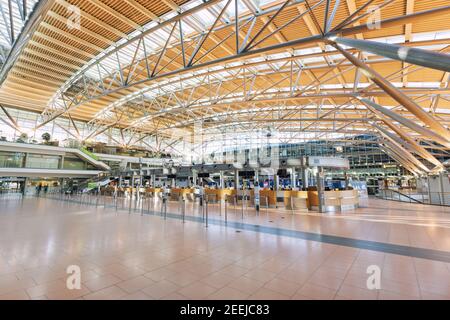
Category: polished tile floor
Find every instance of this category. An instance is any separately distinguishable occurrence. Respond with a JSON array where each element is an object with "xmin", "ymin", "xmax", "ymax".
[{"xmin": 0, "ymin": 195, "xmax": 450, "ymax": 300}]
